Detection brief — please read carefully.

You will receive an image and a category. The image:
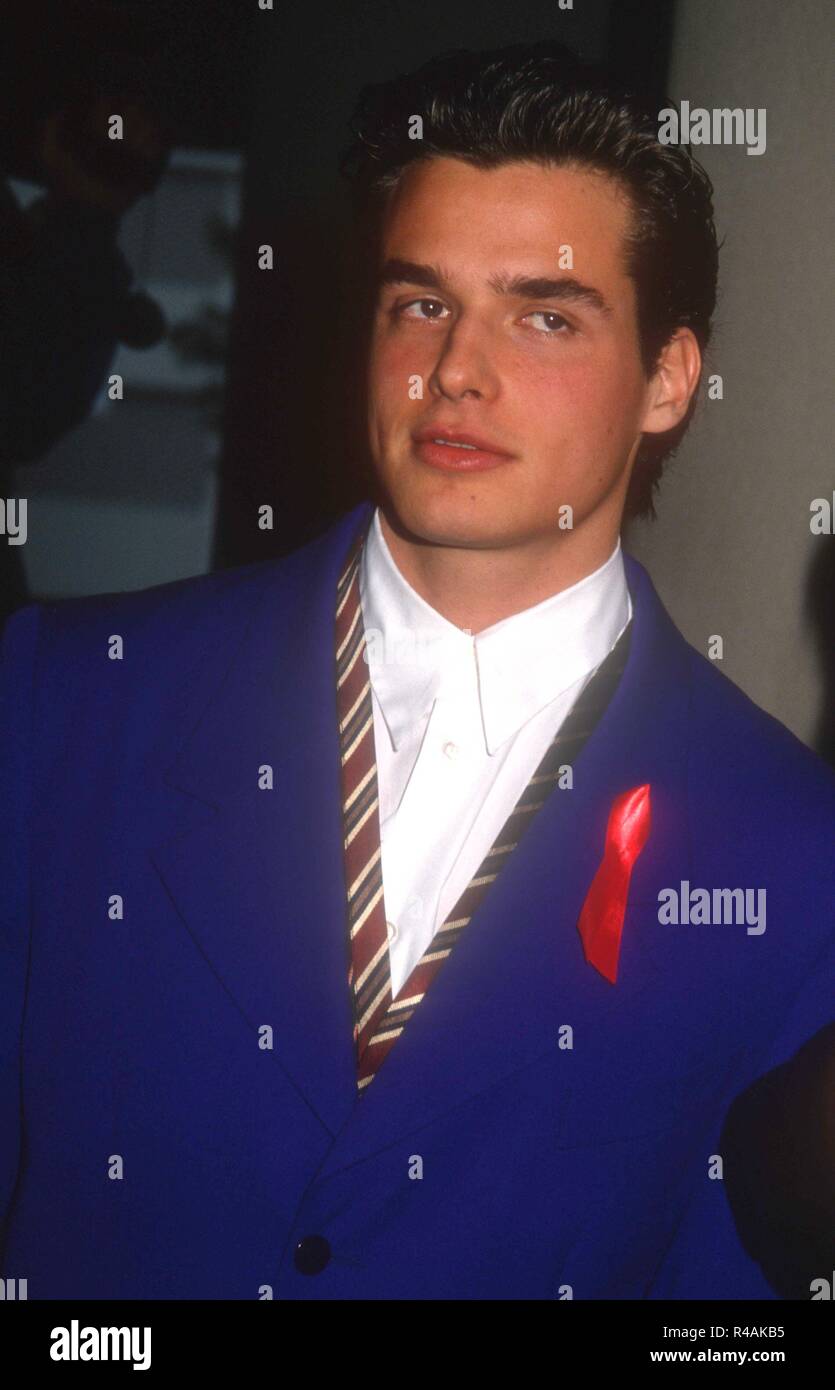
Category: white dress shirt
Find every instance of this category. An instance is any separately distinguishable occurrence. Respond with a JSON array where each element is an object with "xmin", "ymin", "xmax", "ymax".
[{"xmin": 358, "ymin": 507, "xmax": 632, "ymax": 998}]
